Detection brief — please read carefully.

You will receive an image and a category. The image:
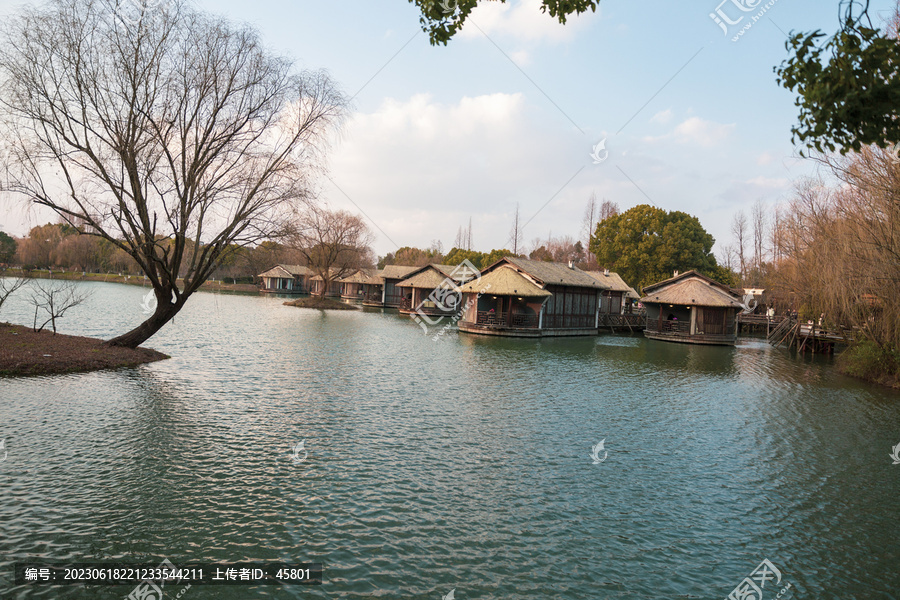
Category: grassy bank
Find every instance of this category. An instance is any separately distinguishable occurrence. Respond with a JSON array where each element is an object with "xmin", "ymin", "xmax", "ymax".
[
  {"xmin": 1, "ymin": 268, "xmax": 260, "ymax": 294},
  {"xmin": 284, "ymin": 297, "xmax": 358, "ymax": 310},
  {"xmin": 0, "ymin": 323, "xmax": 168, "ymax": 376},
  {"xmin": 837, "ymin": 340, "xmax": 900, "ymax": 389}
]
